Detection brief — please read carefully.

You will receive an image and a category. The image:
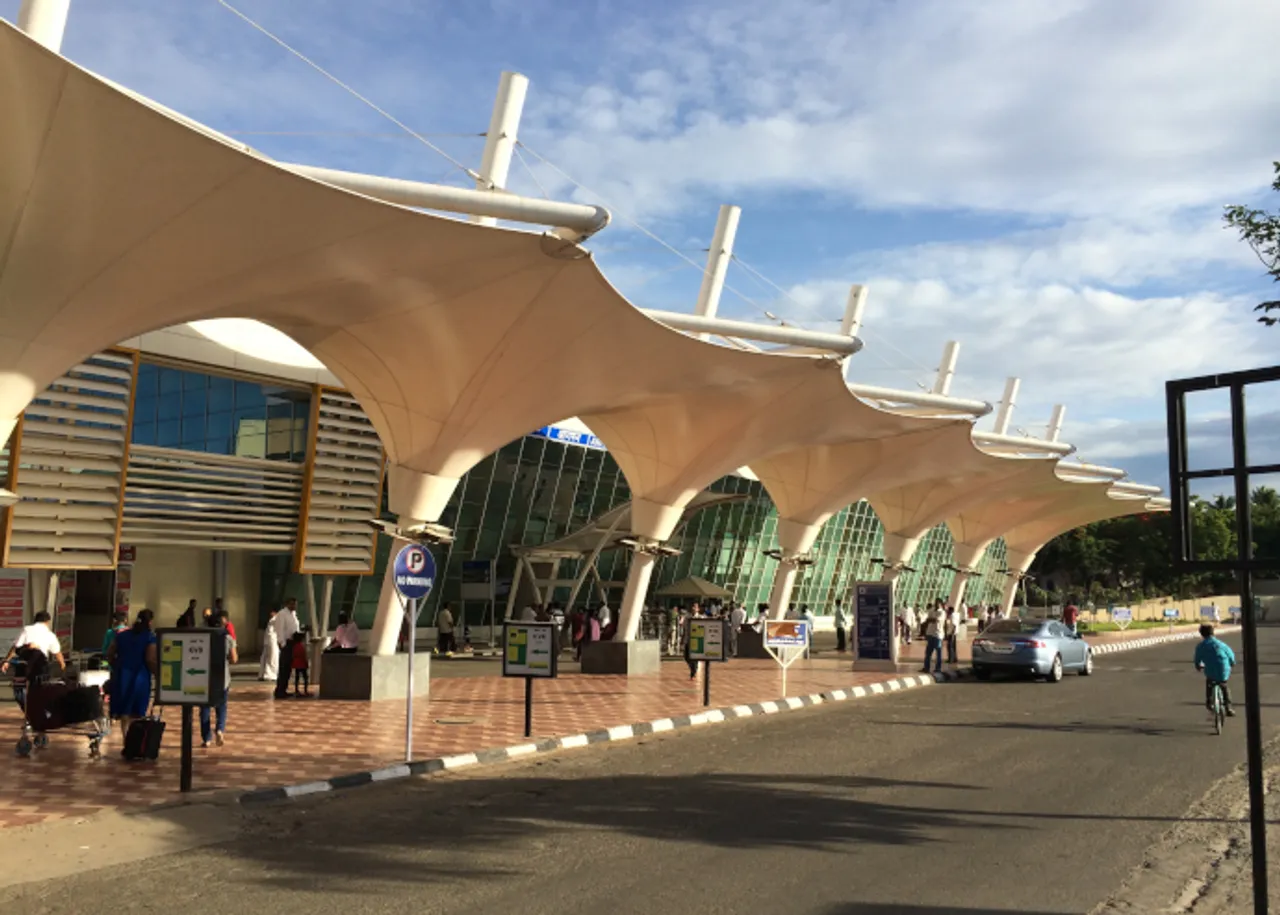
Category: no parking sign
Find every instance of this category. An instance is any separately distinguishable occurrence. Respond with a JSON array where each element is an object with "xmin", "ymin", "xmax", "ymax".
[{"xmin": 393, "ymin": 543, "xmax": 436, "ymax": 603}]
